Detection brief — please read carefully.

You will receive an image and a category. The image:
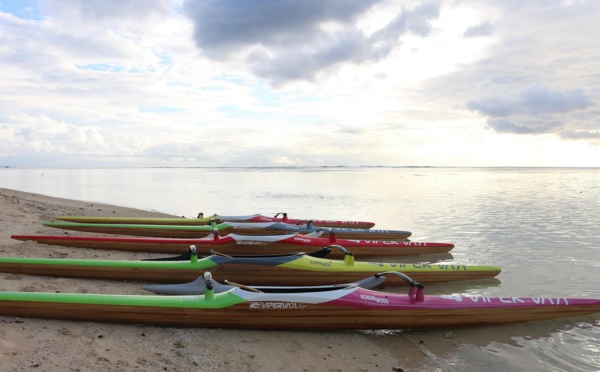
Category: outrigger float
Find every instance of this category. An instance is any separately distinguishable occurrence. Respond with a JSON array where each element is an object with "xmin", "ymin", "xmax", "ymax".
[
  {"xmin": 0, "ymin": 272, "xmax": 597, "ymax": 330},
  {"xmin": 12, "ymin": 231, "xmax": 452, "ymax": 257},
  {"xmin": 0, "ymin": 245, "xmax": 499, "ymax": 285},
  {"xmin": 41, "ymin": 220, "xmax": 412, "ymax": 240},
  {"xmin": 55, "ymin": 212, "xmax": 376, "ymax": 229}
]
